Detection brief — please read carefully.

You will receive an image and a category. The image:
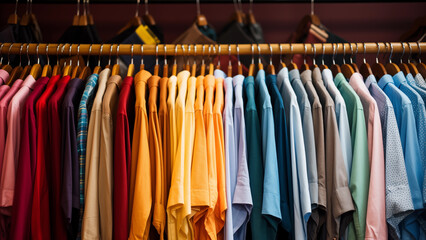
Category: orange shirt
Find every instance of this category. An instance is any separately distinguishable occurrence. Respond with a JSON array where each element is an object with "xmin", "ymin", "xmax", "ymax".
[
  {"xmin": 191, "ymin": 75, "xmax": 210, "ymax": 239},
  {"xmin": 213, "ymin": 76, "xmax": 227, "ymax": 239},
  {"xmin": 129, "ymin": 70, "xmax": 152, "ymax": 240},
  {"xmin": 148, "ymin": 75, "xmax": 166, "ymax": 240},
  {"xmin": 203, "ymin": 74, "xmax": 218, "ymax": 240}
]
